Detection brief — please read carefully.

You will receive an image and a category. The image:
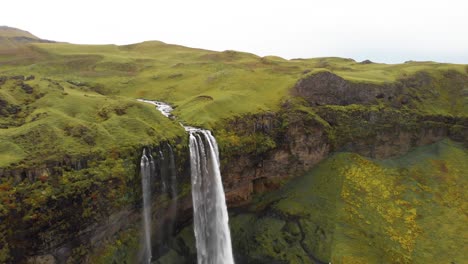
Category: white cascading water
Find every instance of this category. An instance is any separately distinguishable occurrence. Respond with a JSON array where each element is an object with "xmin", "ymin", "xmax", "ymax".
[
  {"xmin": 188, "ymin": 128, "xmax": 235, "ymax": 264},
  {"xmin": 138, "ymin": 99, "xmax": 234, "ymax": 263},
  {"xmin": 140, "ymin": 149, "xmax": 153, "ymax": 264},
  {"xmin": 167, "ymin": 144, "xmax": 178, "ymax": 199},
  {"xmin": 163, "ymin": 143, "xmax": 178, "ymax": 251}
]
